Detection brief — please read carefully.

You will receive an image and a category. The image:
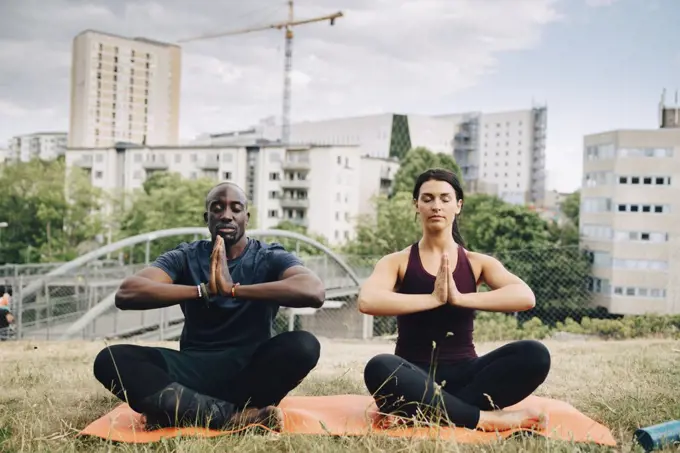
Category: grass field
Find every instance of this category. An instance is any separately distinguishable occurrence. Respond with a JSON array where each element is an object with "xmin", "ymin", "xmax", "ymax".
[{"xmin": 0, "ymin": 337, "xmax": 679, "ymax": 452}]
